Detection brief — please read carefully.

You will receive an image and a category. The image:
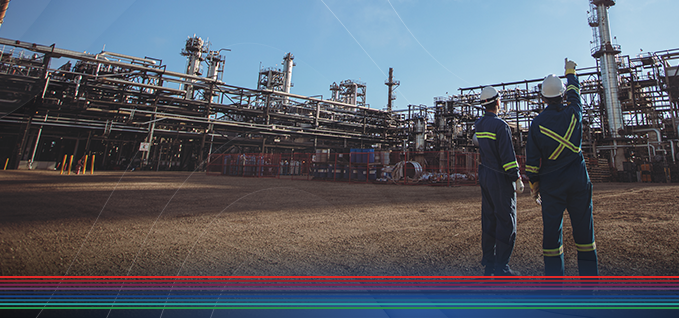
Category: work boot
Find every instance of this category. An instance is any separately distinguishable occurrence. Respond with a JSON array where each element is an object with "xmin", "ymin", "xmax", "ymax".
[
  {"xmin": 483, "ymin": 262, "xmax": 495, "ymax": 276},
  {"xmin": 496, "ymin": 269, "xmax": 521, "ymax": 276},
  {"xmin": 495, "ymin": 265, "xmax": 520, "ymax": 276}
]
